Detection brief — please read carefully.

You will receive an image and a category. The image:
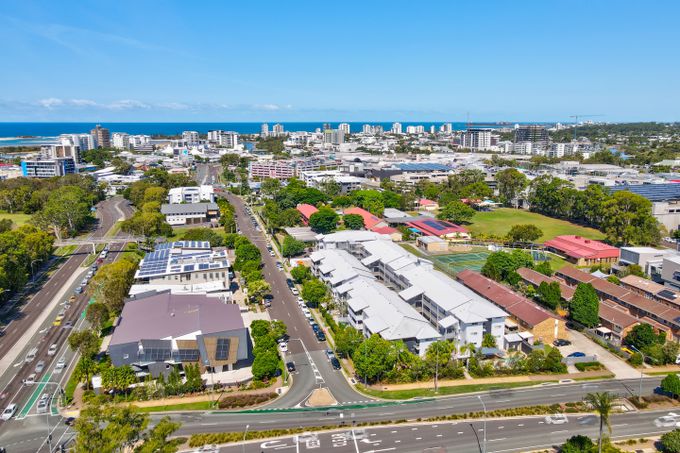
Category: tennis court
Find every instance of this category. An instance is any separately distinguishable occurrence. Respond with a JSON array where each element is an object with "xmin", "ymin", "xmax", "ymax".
[{"xmin": 432, "ymin": 250, "xmax": 492, "ymax": 275}]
